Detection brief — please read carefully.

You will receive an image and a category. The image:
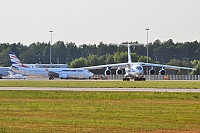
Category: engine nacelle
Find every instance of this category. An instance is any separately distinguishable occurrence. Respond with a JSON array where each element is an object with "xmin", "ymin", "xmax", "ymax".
[
  {"xmin": 159, "ymin": 69, "xmax": 166, "ymax": 75},
  {"xmin": 116, "ymin": 68, "xmax": 123, "ymax": 75},
  {"xmin": 59, "ymin": 74, "xmax": 68, "ymax": 79},
  {"xmin": 104, "ymin": 69, "xmax": 111, "ymax": 76},
  {"xmin": 149, "ymin": 69, "xmax": 156, "ymax": 75}
]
